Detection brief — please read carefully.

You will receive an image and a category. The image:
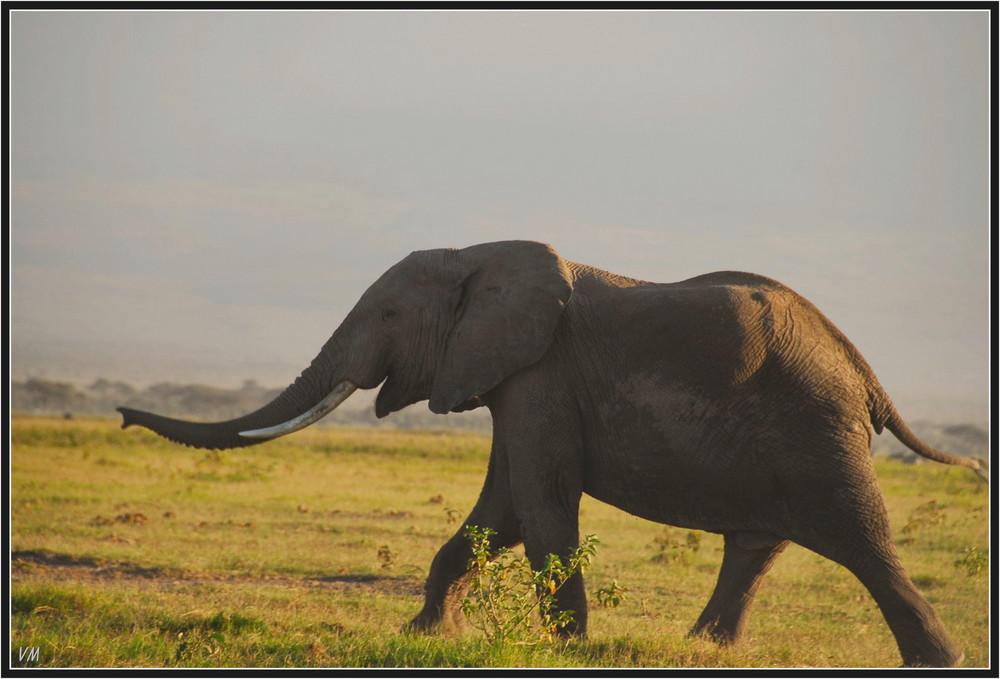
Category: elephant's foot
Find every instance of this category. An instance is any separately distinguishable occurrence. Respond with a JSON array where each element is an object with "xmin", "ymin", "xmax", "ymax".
[
  {"xmin": 556, "ymin": 622, "xmax": 587, "ymax": 640},
  {"xmin": 891, "ymin": 607, "xmax": 964, "ymax": 667},
  {"xmin": 403, "ymin": 609, "xmax": 439, "ymax": 635},
  {"xmin": 687, "ymin": 619, "xmax": 740, "ymax": 646},
  {"xmin": 404, "ymin": 601, "xmax": 468, "ymax": 636},
  {"xmin": 899, "ymin": 641, "xmax": 963, "ymax": 668}
]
